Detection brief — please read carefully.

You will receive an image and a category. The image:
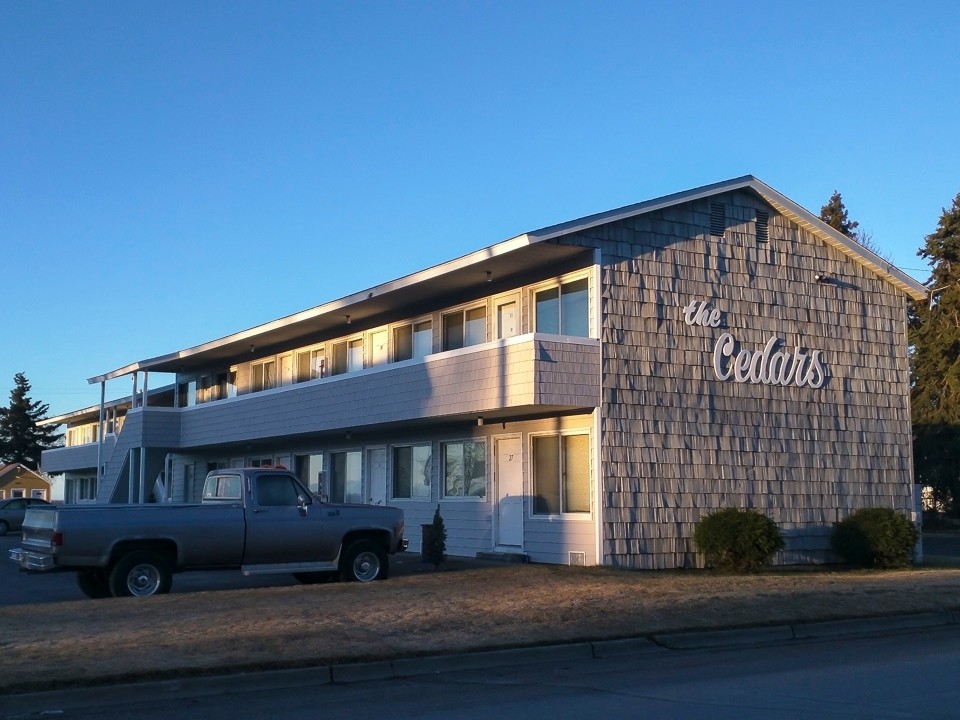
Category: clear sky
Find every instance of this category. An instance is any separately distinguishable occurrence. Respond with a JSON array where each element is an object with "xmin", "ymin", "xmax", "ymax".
[{"xmin": 2, "ymin": 1, "xmax": 958, "ymax": 418}]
